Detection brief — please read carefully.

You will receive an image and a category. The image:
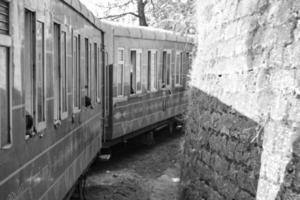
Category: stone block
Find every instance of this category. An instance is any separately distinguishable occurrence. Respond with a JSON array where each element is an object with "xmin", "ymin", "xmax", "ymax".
[
  {"xmin": 237, "ymin": 168, "xmax": 248, "ymax": 190},
  {"xmin": 235, "ymin": 190, "xmax": 255, "ymax": 200},
  {"xmin": 219, "ymin": 179, "xmax": 239, "ymax": 199},
  {"xmin": 197, "ymin": 160, "xmax": 213, "ymax": 182},
  {"xmin": 245, "ymin": 170, "xmax": 259, "ymax": 195},
  {"xmin": 202, "ymin": 149, "xmax": 211, "ymax": 165},
  {"xmin": 226, "ymin": 139, "xmax": 237, "ymax": 160},
  {"xmin": 208, "ymin": 188, "xmax": 223, "ymax": 200},
  {"xmin": 235, "ymin": 142, "xmax": 246, "ymax": 163},
  {"xmin": 229, "ymin": 163, "xmax": 239, "ymax": 183},
  {"xmin": 214, "ymin": 154, "xmax": 229, "ymax": 176}
]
